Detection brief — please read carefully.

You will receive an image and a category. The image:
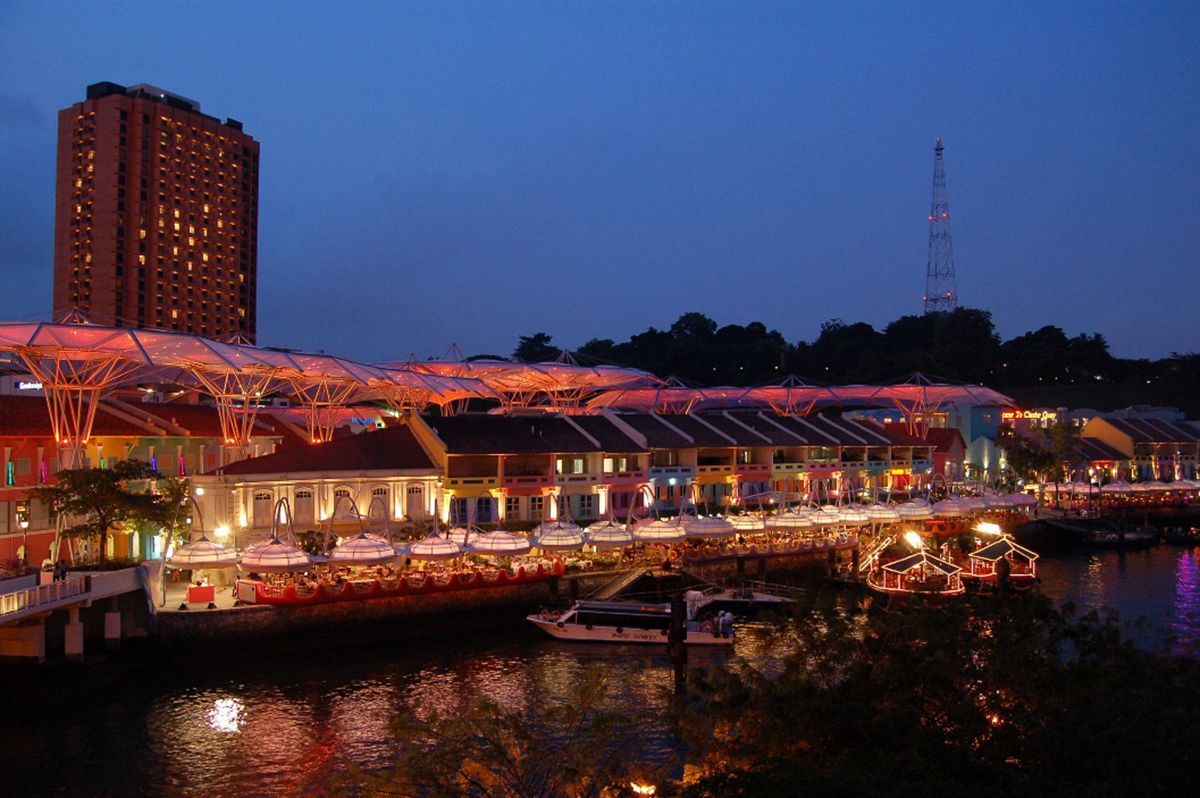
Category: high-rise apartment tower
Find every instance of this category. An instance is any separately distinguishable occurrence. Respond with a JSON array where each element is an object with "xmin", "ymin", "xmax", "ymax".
[{"xmin": 53, "ymin": 82, "xmax": 259, "ymax": 340}]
